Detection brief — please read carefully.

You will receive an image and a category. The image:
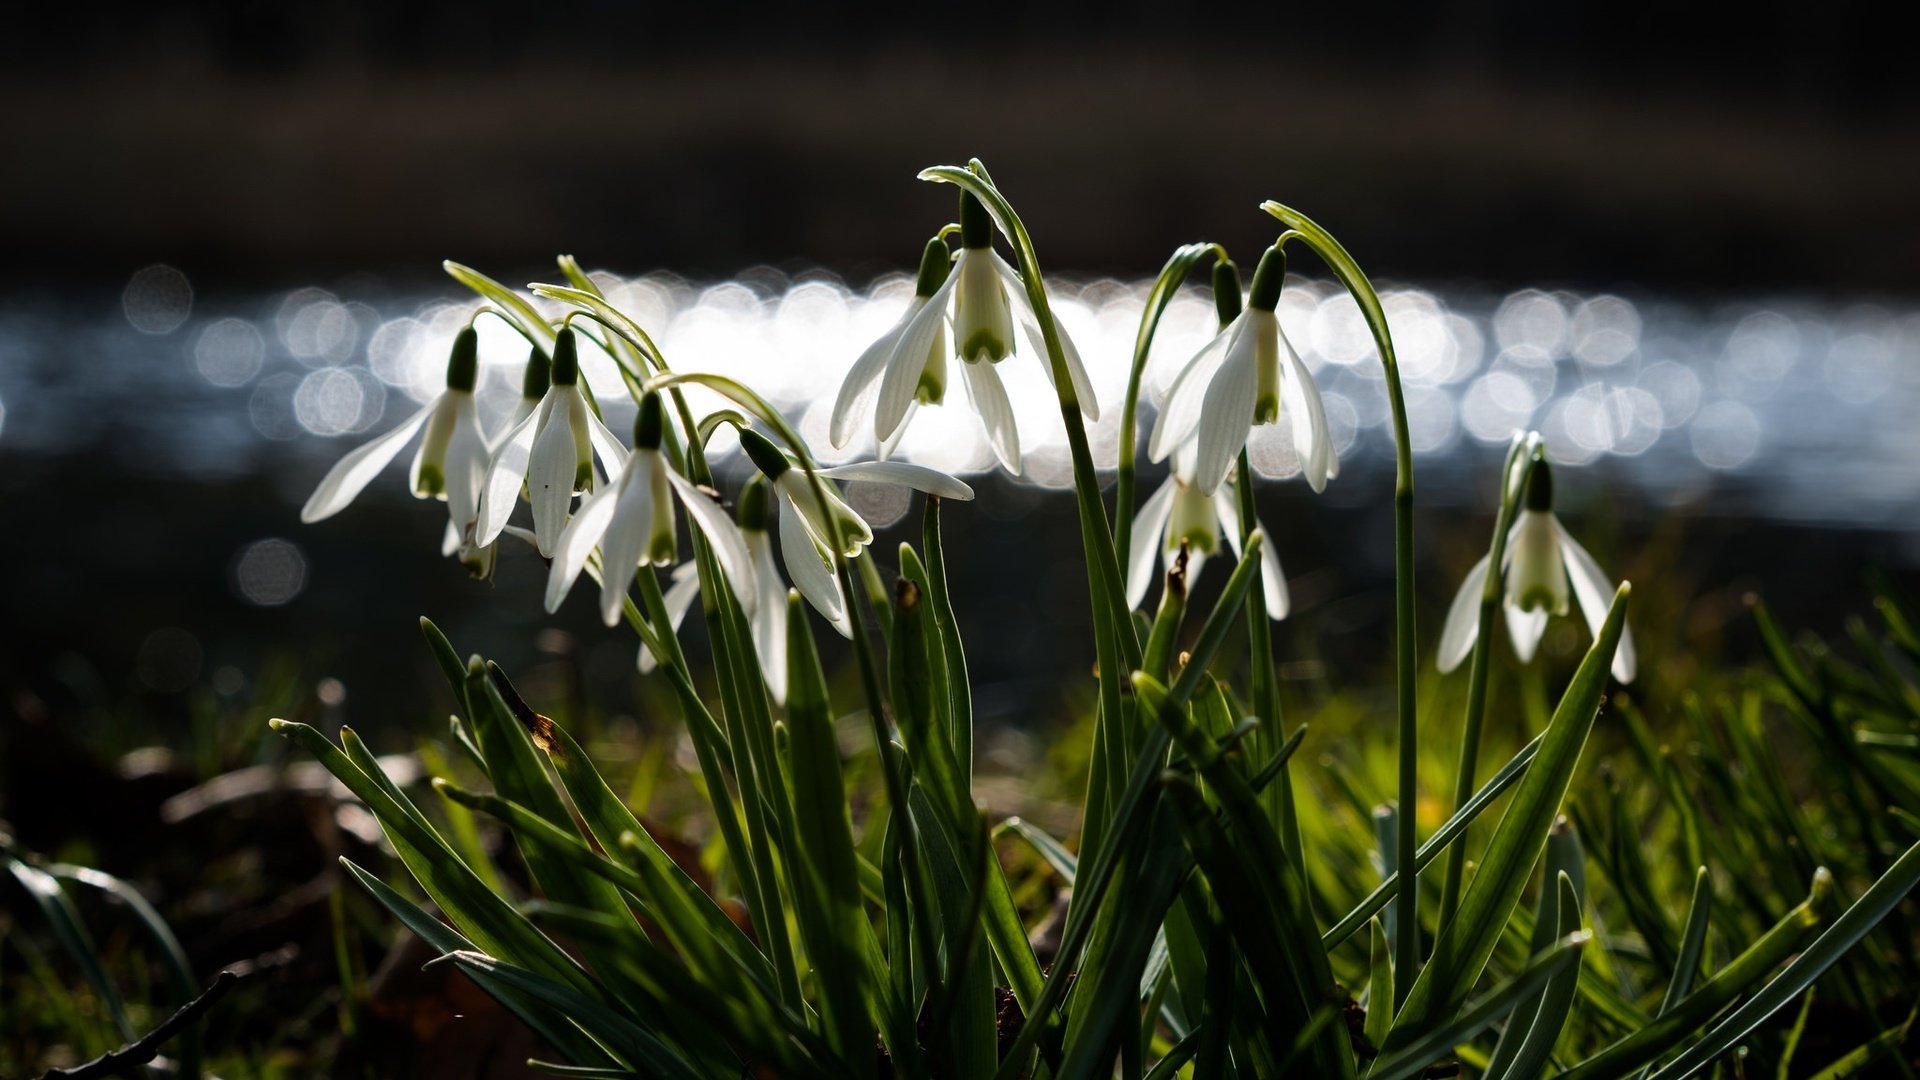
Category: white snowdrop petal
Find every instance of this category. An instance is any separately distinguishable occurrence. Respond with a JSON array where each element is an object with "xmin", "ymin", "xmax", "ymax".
[
  {"xmin": 1126, "ymin": 476, "xmax": 1179, "ymax": 610},
  {"xmin": 597, "ymin": 471, "xmax": 656, "ymax": 627},
  {"xmin": 833, "ymin": 303, "xmax": 916, "ymax": 448},
  {"xmin": 1438, "ymin": 554, "xmax": 1492, "ymax": 673},
  {"xmin": 1191, "ymin": 337, "xmax": 1258, "ymax": 496},
  {"xmin": 527, "ymin": 400, "xmax": 581, "ymax": 556},
  {"xmin": 1148, "ymin": 321, "xmax": 1237, "ymax": 463},
  {"xmin": 779, "ymin": 500, "xmax": 850, "ymax": 637},
  {"xmin": 299, "ymin": 401, "xmax": 436, "ymax": 523},
  {"xmin": 1505, "ymin": 603, "xmax": 1550, "ymax": 663},
  {"xmin": 586, "ymin": 407, "xmax": 629, "ymax": 476},
  {"xmin": 999, "ymin": 253, "xmax": 1099, "ymax": 421},
  {"xmin": 875, "ymin": 275, "xmax": 957, "ymax": 441},
  {"xmin": 1277, "ymin": 322, "xmax": 1338, "ymax": 492},
  {"xmin": 752, "ymin": 537, "xmax": 790, "ymax": 703},
  {"xmin": 961, "ymin": 358, "xmax": 1021, "ymax": 473},
  {"xmin": 1556, "ymin": 520, "xmax": 1636, "ymax": 682},
  {"xmin": 544, "ymin": 482, "xmax": 620, "ymax": 614},
  {"xmin": 473, "ymin": 405, "xmax": 542, "ymax": 547},
  {"xmin": 820, "ymin": 461, "xmax": 974, "ymax": 501},
  {"xmin": 669, "ymin": 470, "xmax": 758, "ymax": 618}
]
